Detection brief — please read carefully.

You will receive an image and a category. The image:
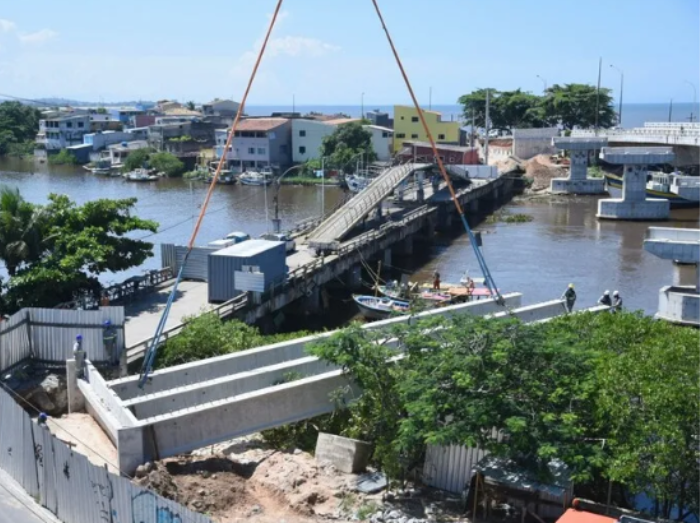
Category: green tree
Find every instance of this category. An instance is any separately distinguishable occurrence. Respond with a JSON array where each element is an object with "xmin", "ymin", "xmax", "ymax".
[
  {"xmin": 541, "ymin": 83, "xmax": 616, "ymax": 129},
  {"xmin": 122, "ymin": 147, "xmax": 152, "ymax": 172},
  {"xmin": 0, "ymin": 187, "xmax": 47, "ymax": 276},
  {"xmin": 96, "ymin": 107, "xmax": 108, "ymax": 114},
  {"xmin": 6, "ymin": 194, "xmax": 158, "ymax": 309},
  {"xmin": 458, "ymin": 88, "xmax": 547, "ymax": 129},
  {"xmin": 458, "ymin": 88, "xmax": 496, "ymax": 129},
  {"xmin": 149, "ymin": 151, "xmax": 185, "ymax": 177},
  {"xmin": 48, "ymin": 149, "xmax": 79, "ymax": 165},
  {"xmin": 186, "ymin": 100, "xmax": 195, "ymax": 111},
  {"xmin": 0, "ymin": 101, "xmax": 42, "ymax": 156},
  {"xmin": 320, "ymin": 122, "xmax": 376, "ymax": 174}
]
